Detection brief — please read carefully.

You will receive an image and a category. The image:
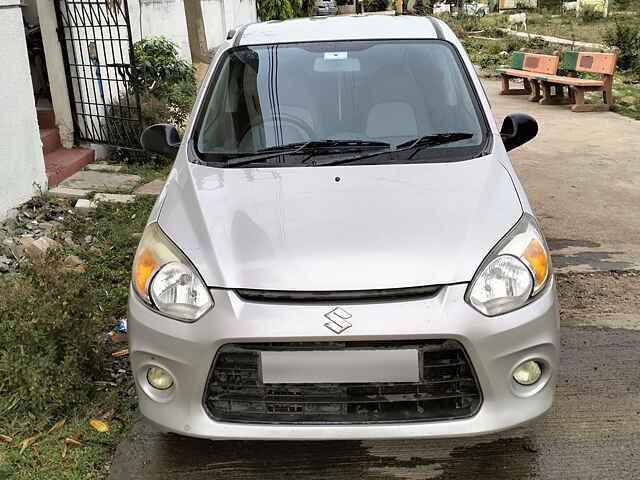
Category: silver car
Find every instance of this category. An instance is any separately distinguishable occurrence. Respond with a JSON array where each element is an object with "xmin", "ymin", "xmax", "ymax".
[
  {"xmin": 316, "ymin": 0, "xmax": 338, "ymax": 15},
  {"xmin": 131, "ymin": 15, "xmax": 559, "ymax": 440}
]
